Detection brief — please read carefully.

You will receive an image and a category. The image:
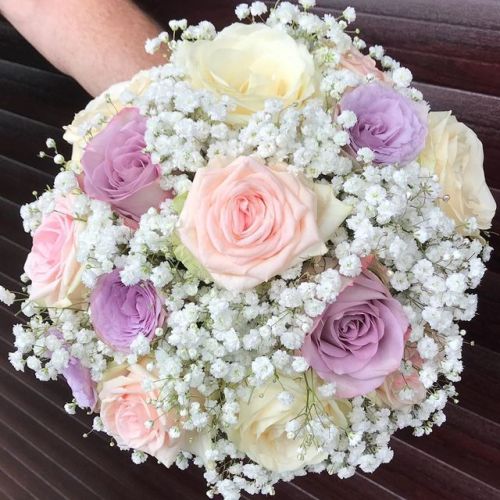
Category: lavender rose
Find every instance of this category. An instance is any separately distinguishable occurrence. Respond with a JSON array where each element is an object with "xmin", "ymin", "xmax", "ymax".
[
  {"xmin": 340, "ymin": 83, "xmax": 428, "ymax": 165},
  {"xmin": 81, "ymin": 107, "xmax": 170, "ymax": 223},
  {"xmin": 49, "ymin": 328, "xmax": 97, "ymax": 409},
  {"xmin": 301, "ymin": 270, "xmax": 409, "ymax": 398},
  {"xmin": 63, "ymin": 357, "xmax": 97, "ymax": 409},
  {"xmin": 89, "ymin": 270, "xmax": 165, "ymax": 352}
]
